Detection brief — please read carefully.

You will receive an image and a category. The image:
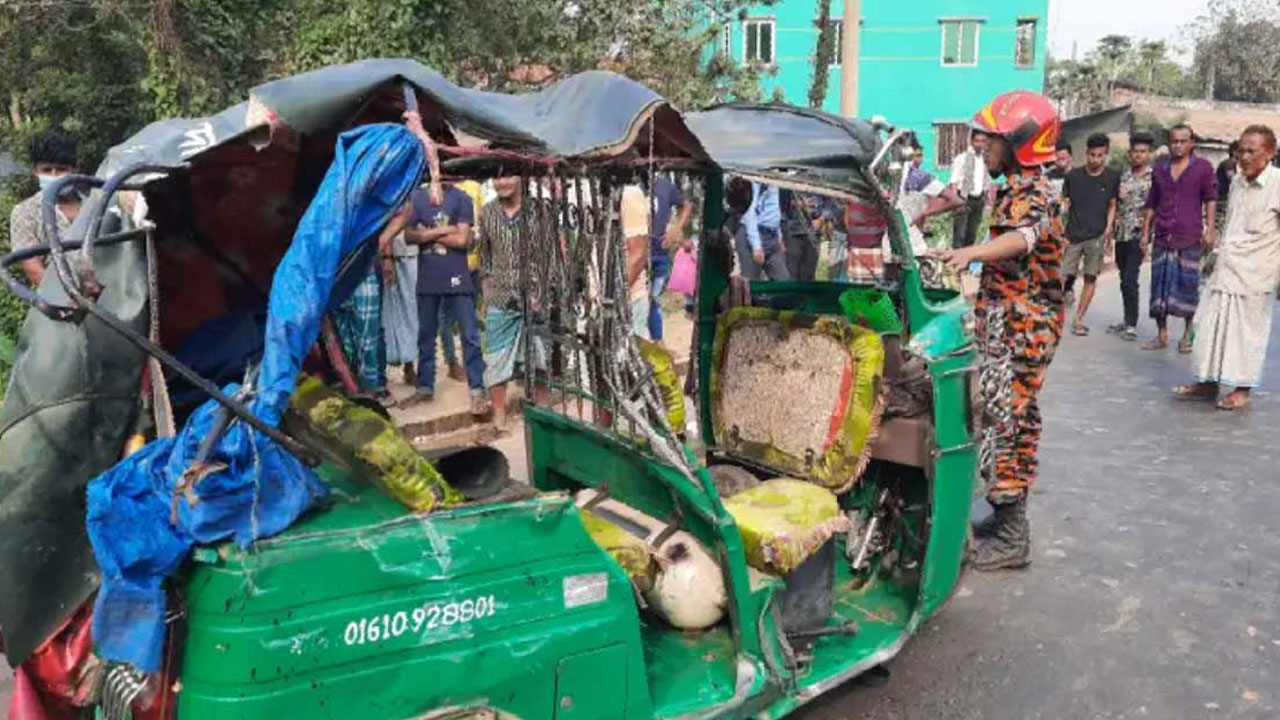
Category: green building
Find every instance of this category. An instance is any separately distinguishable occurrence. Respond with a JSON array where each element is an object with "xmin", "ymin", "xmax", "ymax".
[{"xmin": 715, "ymin": 0, "xmax": 1049, "ymax": 173}]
